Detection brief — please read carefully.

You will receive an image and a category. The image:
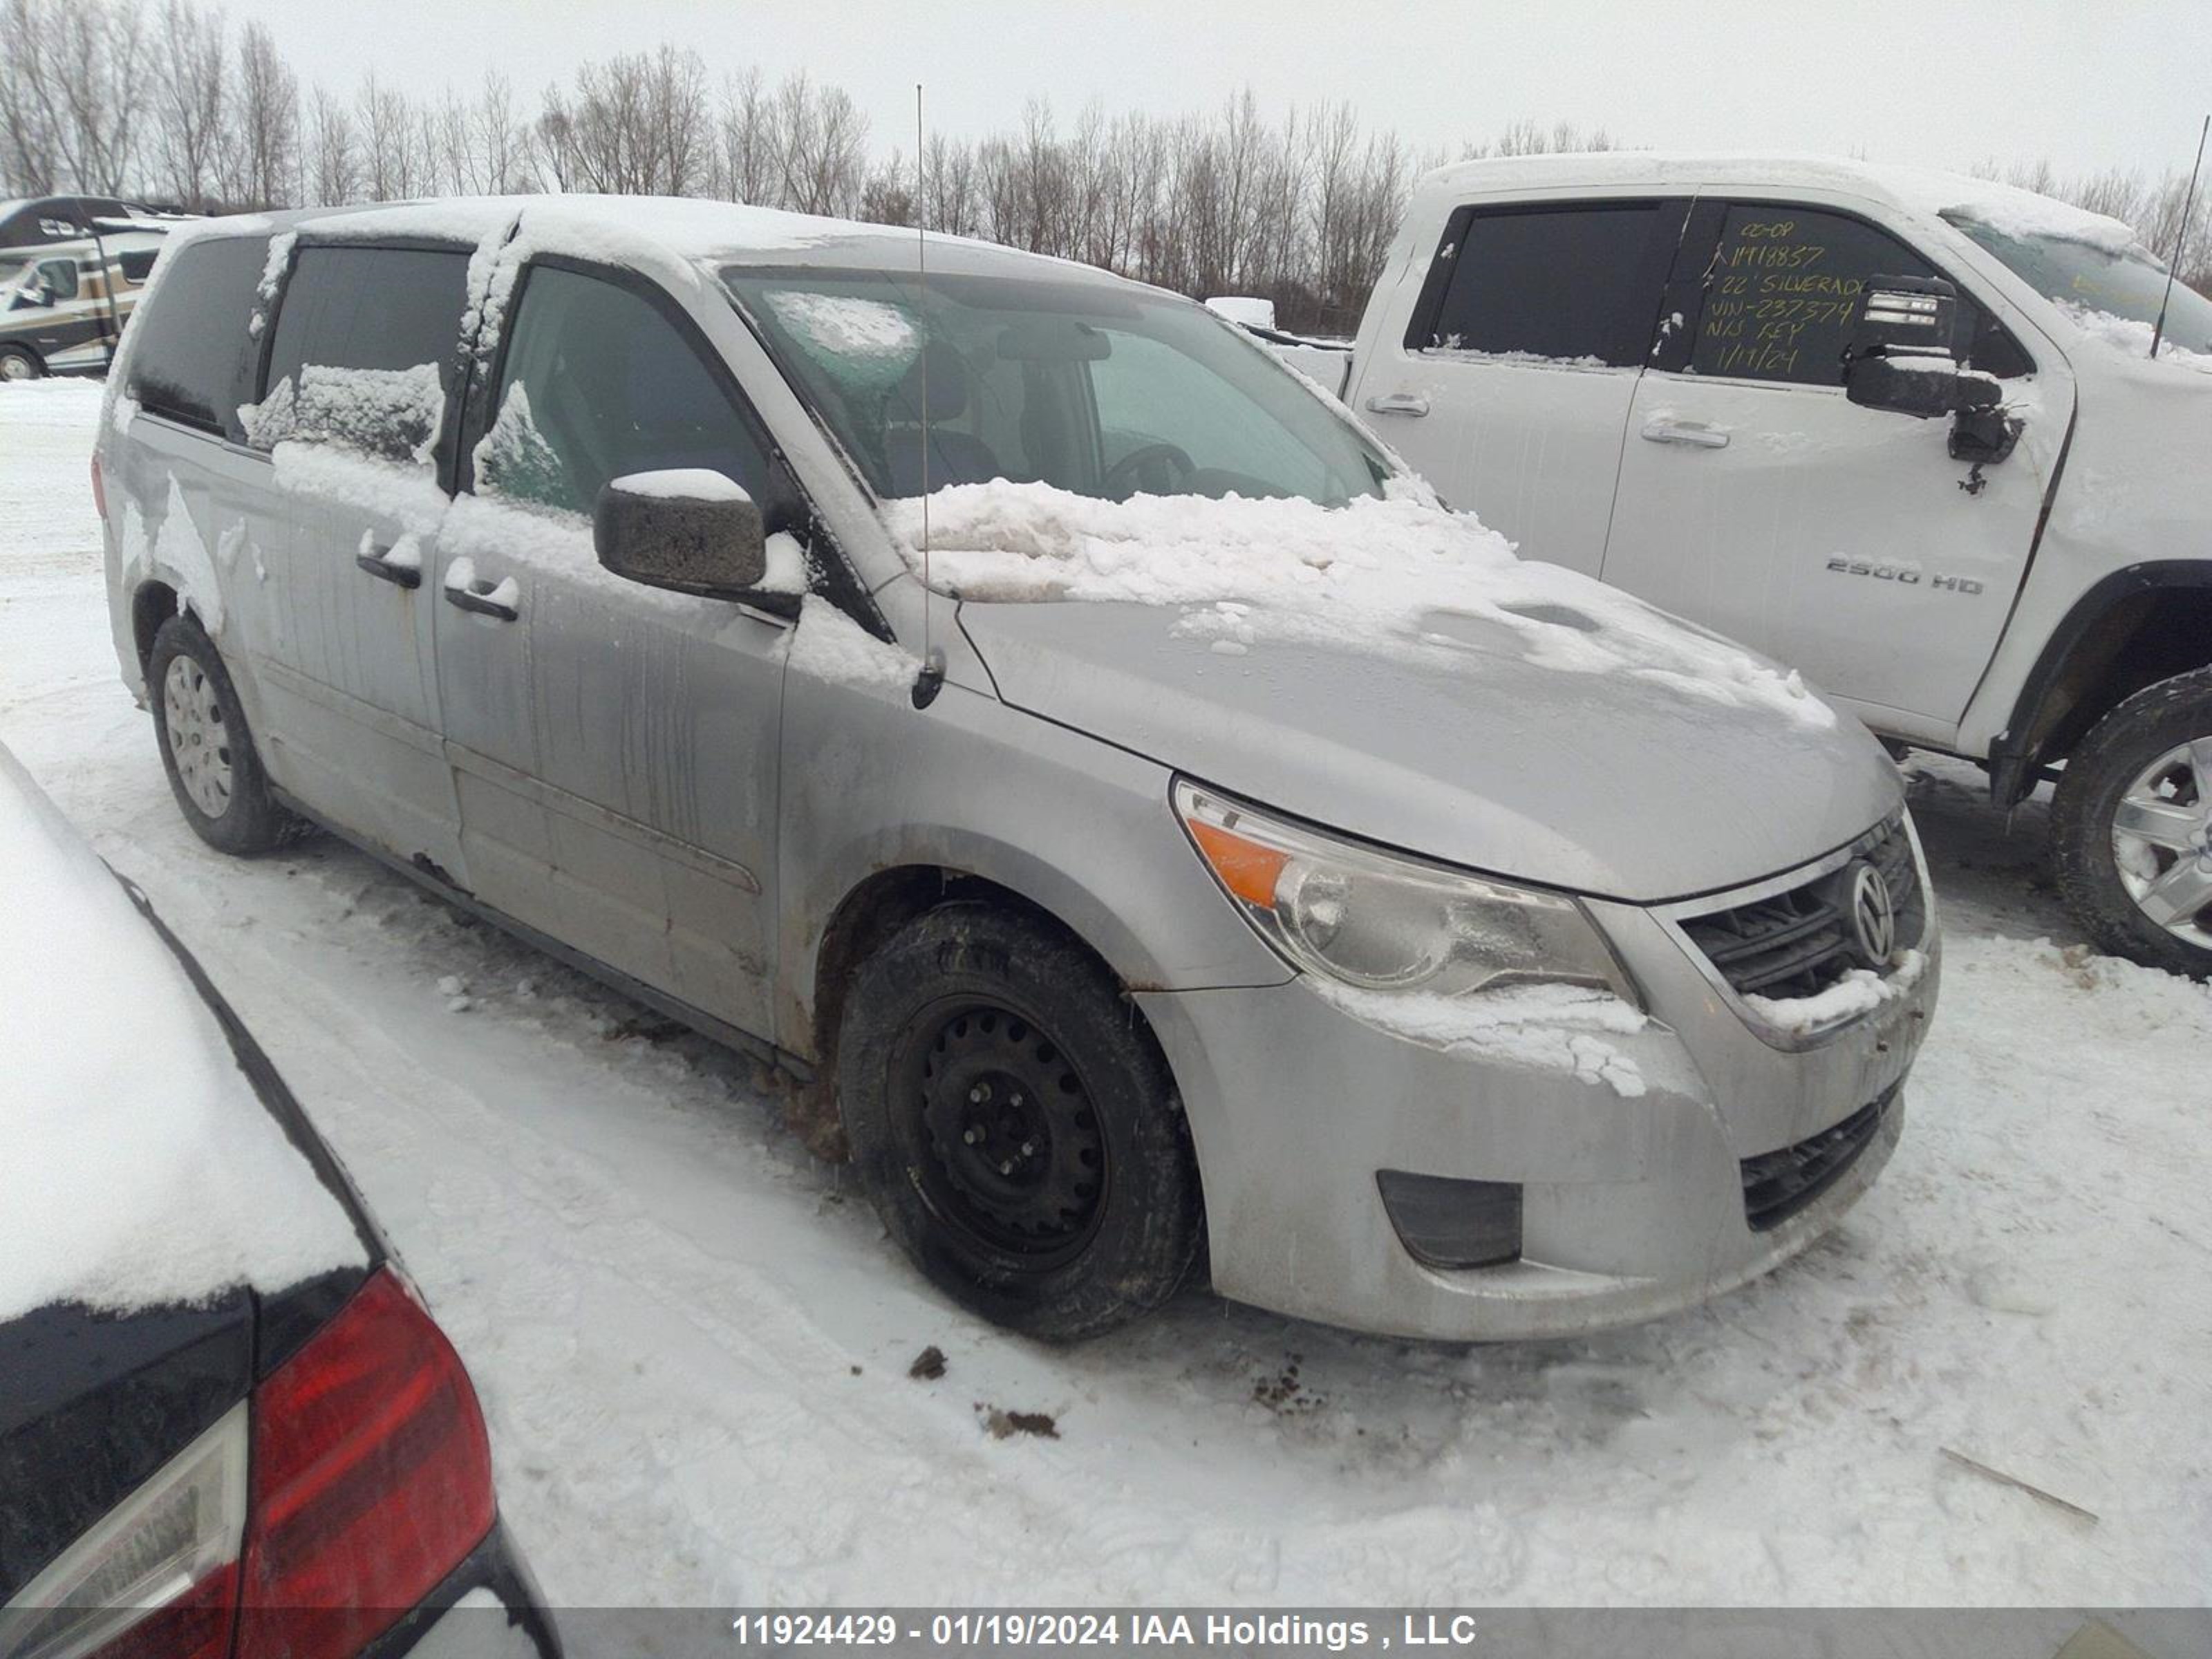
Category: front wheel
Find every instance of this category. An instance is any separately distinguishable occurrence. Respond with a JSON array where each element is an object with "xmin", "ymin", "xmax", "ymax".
[
  {"xmin": 2051, "ymin": 666, "xmax": 2212, "ymax": 978},
  {"xmin": 0, "ymin": 346, "xmax": 43, "ymax": 382},
  {"xmin": 836, "ymin": 903, "xmax": 1204, "ymax": 1340}
]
